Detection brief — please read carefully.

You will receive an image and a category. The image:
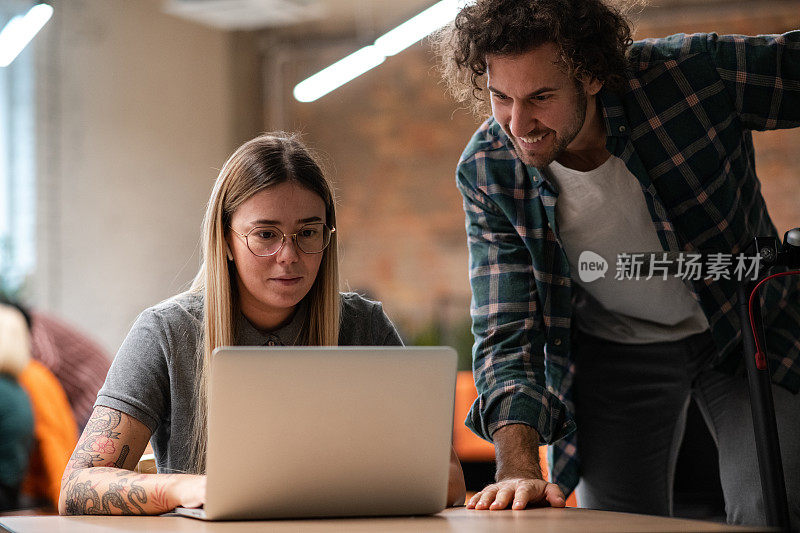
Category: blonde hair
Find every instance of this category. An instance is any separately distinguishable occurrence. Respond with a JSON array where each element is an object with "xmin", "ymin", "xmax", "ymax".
[
  {"xmin": 0, "ymin": 304, "xmax": 32, "ymax": 377},
  {"xmin": 187, "ymin": 132, "xmax": 340, "ymax": 473}
]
